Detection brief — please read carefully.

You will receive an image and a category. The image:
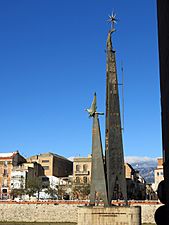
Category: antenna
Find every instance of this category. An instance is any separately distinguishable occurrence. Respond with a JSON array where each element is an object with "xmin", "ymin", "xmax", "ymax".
[{"xmin": 121, "ymin": 61, "xmax": 125, "ymax": 132}]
